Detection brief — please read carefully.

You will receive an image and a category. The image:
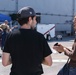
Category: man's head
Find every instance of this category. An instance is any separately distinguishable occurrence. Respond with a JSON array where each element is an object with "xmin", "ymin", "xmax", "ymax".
[
  {"xmin": 73, "ymin": 16, "xmax": 76, "ymax": 31},
  {"xmin": 17, "ymin": 6, "xmax": 37, "ymax": 29},
  {"xmin": 4, "ymin": 20, "xmax": 8, "ymax": 25}
]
